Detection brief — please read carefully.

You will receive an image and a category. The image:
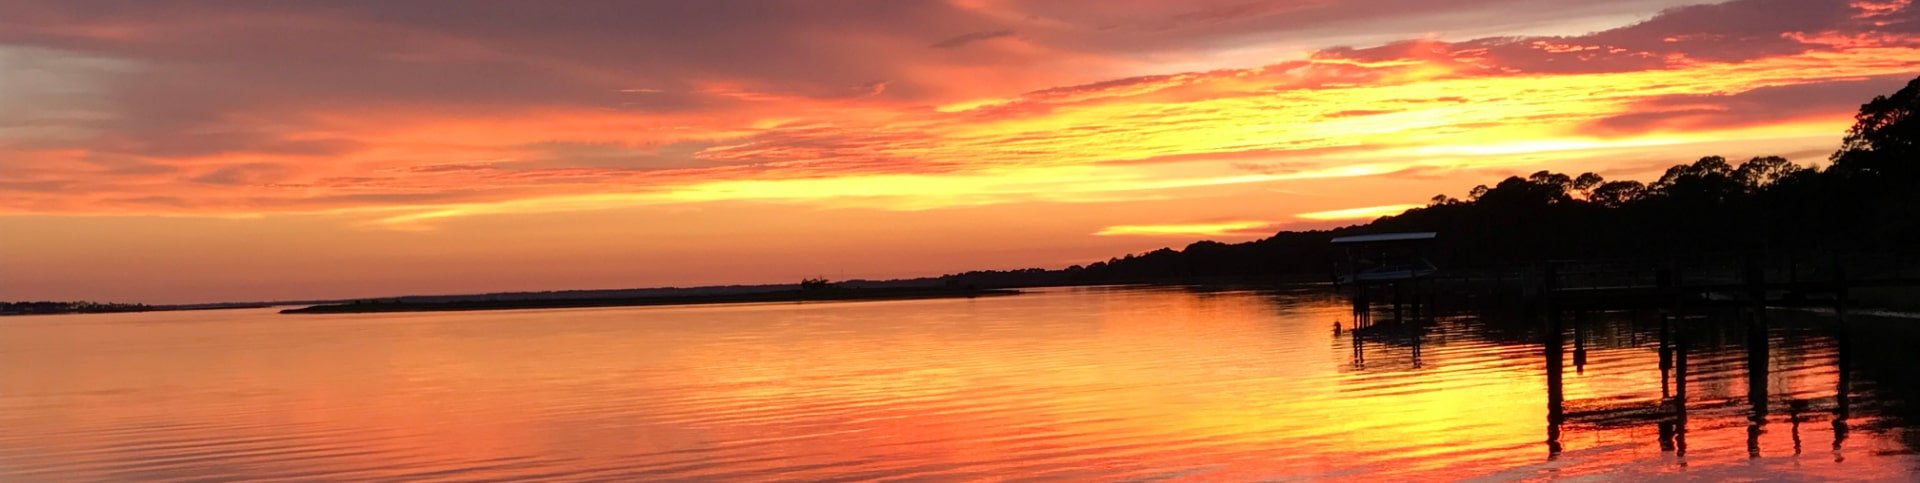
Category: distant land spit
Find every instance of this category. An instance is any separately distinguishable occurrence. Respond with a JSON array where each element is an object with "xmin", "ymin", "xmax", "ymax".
[{"xmin": 280, "ymin": 285, "xmax": 1020, "ymax": 314}]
